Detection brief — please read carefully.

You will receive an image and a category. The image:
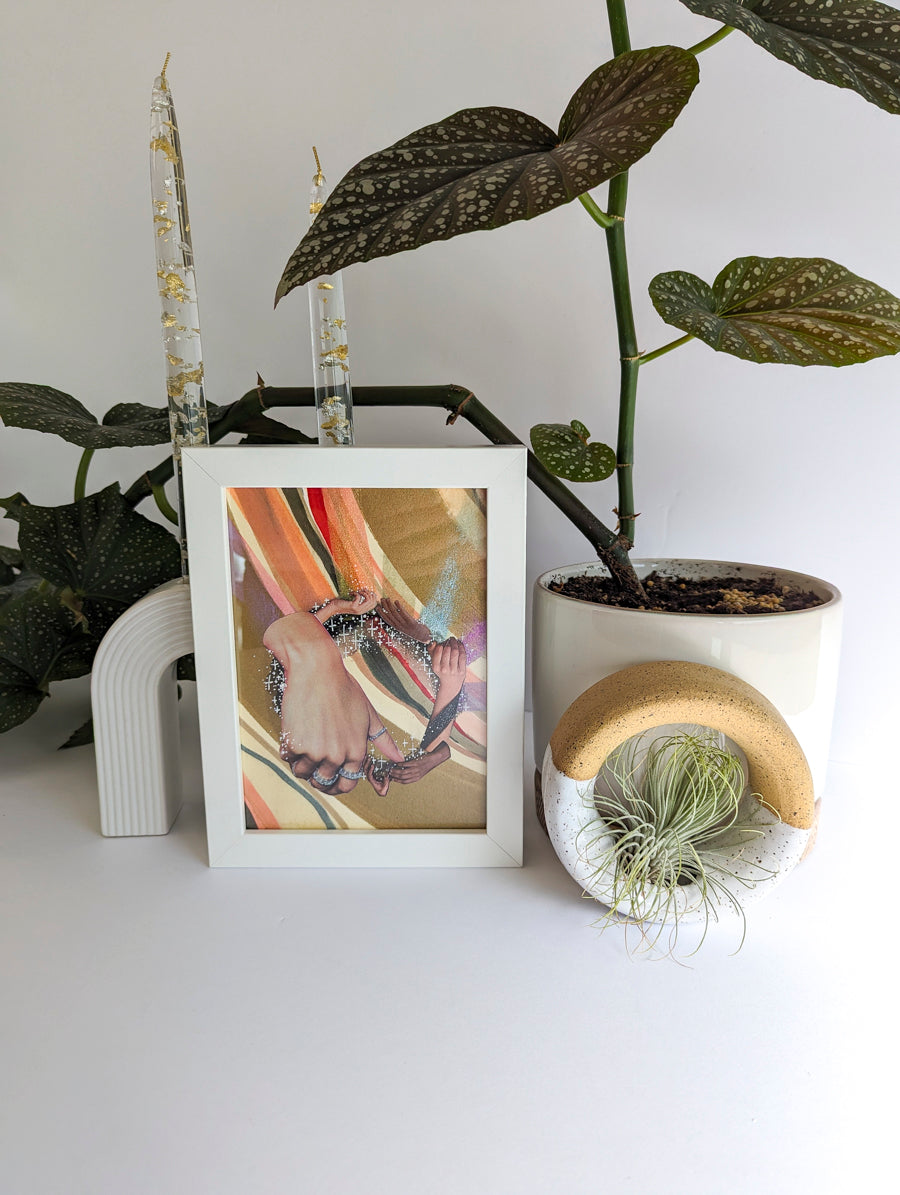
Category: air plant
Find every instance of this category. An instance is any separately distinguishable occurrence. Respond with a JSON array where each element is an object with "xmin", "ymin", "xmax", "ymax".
[{"xmin": 579, "ymin": 727, "xmax": 780, "ymax": 954}]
